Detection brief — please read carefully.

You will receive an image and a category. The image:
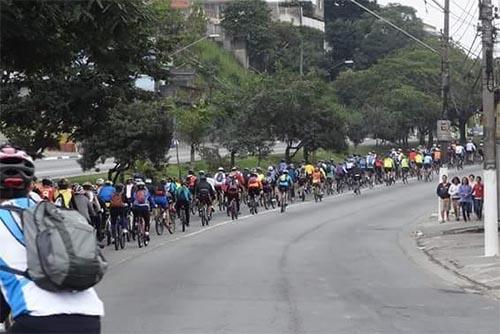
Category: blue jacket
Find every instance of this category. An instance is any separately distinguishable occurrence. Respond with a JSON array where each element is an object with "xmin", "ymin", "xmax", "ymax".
[
  {"xmin": 458, "ymin": 185, "xmax": 473, "ymax": 203},
  {"xmin": 98, "ymin": 185, "xmax": 116, "ymax": 202}
]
